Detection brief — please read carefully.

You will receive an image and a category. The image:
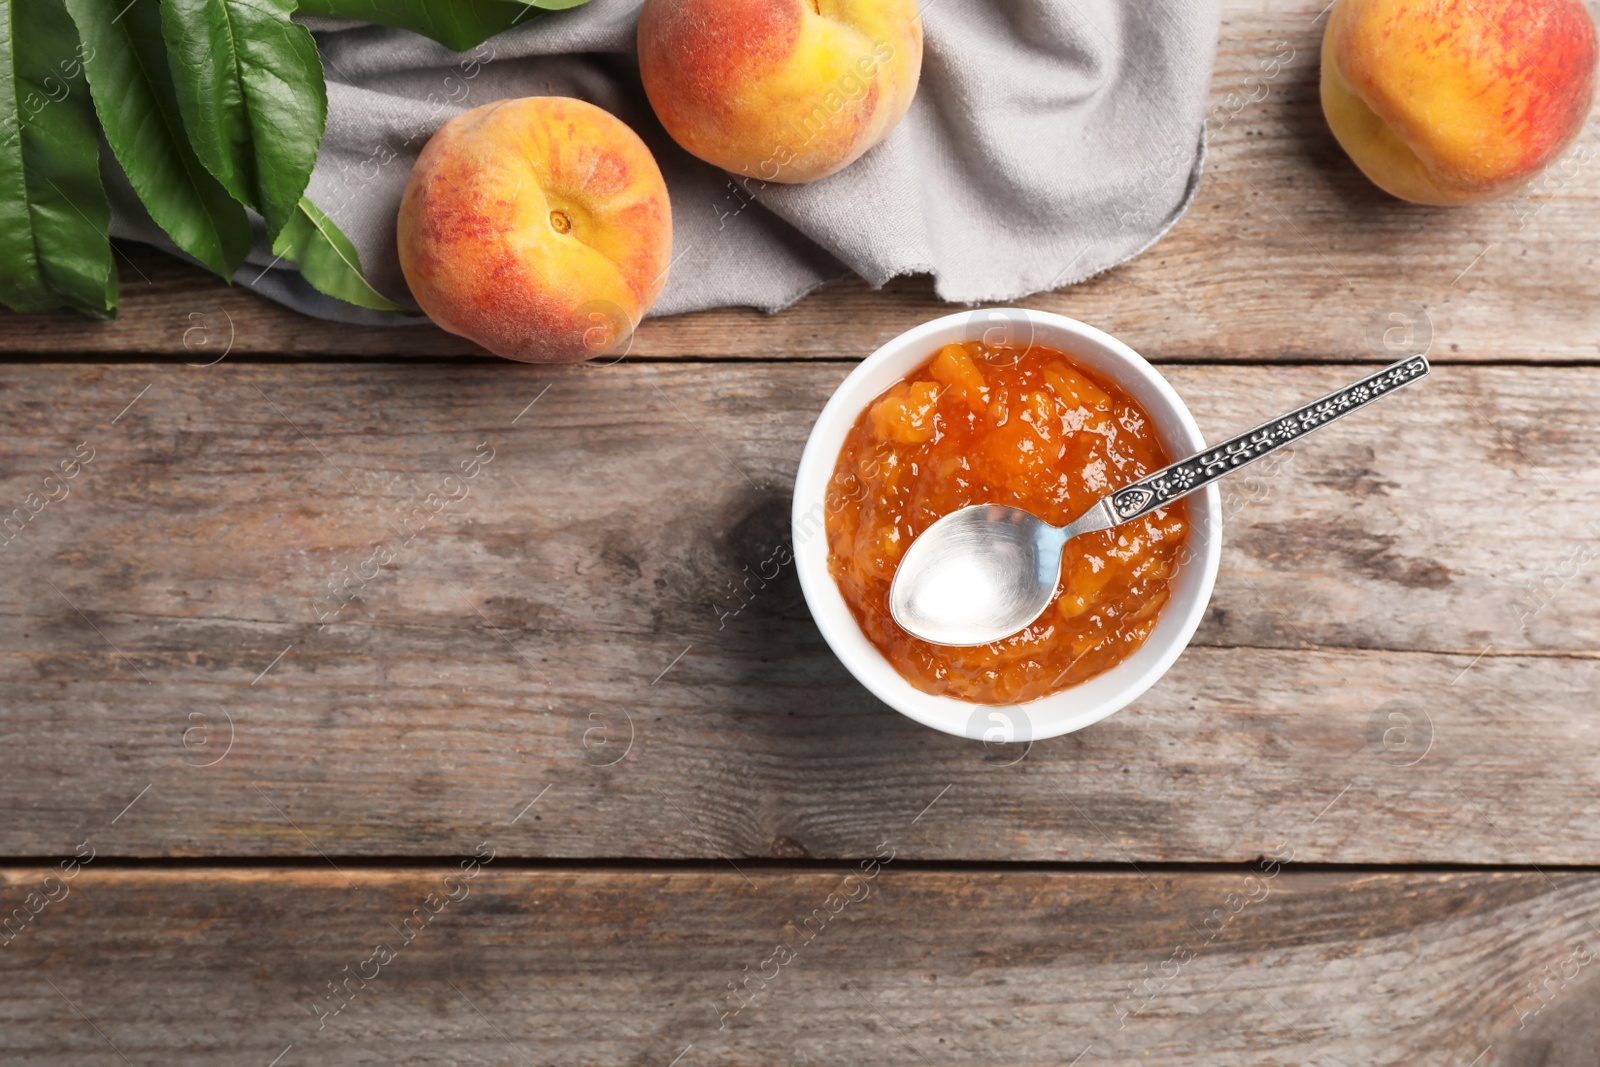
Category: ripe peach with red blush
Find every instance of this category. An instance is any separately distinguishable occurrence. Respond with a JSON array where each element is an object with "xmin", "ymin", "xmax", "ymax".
[
  {"xmin": 638, "ymin": 0, "xmax": 923, "ymax": 184},
  {"xmin": 1322, "ymin": 0, "xmax": 1598, "ymax": 204},
  {"xmin": 398, "ymin": 97, "xmax": 673, "ymax": 363}
]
